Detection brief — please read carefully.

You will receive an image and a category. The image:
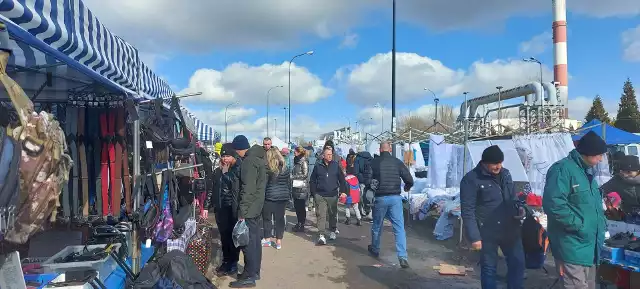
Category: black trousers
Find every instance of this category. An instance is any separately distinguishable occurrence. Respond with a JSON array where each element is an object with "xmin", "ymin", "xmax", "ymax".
[
  {"xmin": 241, "ymin": 216, "xmax": 263, "ymax": 277},
  {"xmin": 215, "ymin": 206, "xmax": 240, "ymax": 264},
  {"xmin": 293, "ymin": 198, "xmax": 307, "ymax": 225},
  {"xmin": 262, "ymin": 200, "xmax": 287, "ymax": 239}
]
